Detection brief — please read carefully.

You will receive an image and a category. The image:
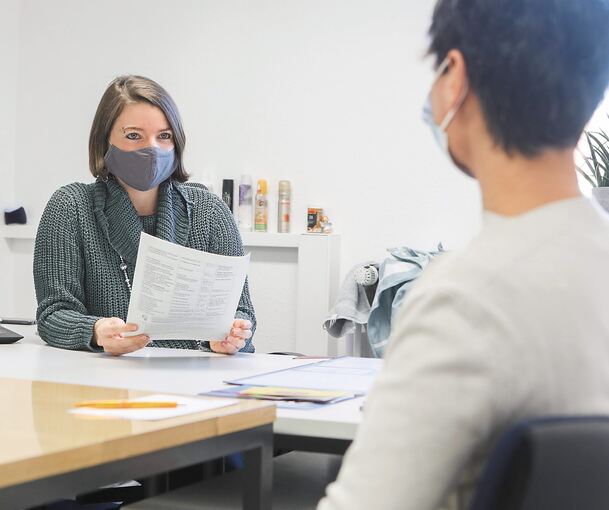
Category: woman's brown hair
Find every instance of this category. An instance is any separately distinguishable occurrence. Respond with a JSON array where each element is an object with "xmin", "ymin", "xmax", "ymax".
[{"xmin": 88, "ymin": 75, "xmax": 188, "ymax": 181}]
